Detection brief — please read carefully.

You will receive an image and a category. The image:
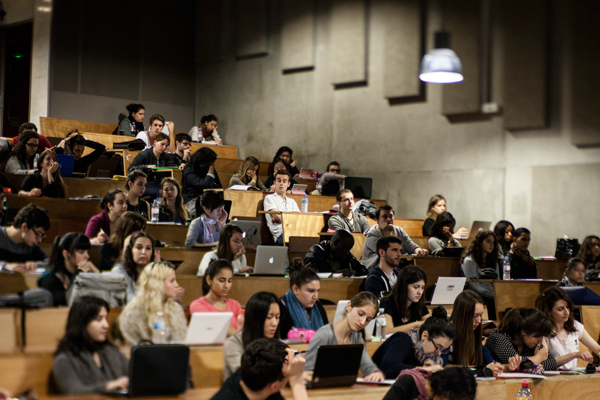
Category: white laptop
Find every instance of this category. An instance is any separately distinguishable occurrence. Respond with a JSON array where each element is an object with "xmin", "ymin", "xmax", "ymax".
[
  {"xmin": 184, "ymin": 312, "xmax": 233, "ymax": 345},
  {"xmin": 464, "ymin": 221, "xmax": 492, "ymax": 239},
  {"xmin": 333, "ymin": 300, "xmax": 376, "ymax": 338},
  {"xmin": 430, "ymin": 277, "xmax": 467, "ymax": 305},
  {"xmin": 291, "ymin": 184, "xmax": 307, "ymax": 195},
  {"xmin": 229, "ymin": 220, "xmax": 261, "ymax": 246},
  {"xmin": 298, "ymin": 168, "xmax": 314, "ymax": 180},
  {"xmin": 252, "ymin": 245, "xmax": 289, "ymax": 275}
]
